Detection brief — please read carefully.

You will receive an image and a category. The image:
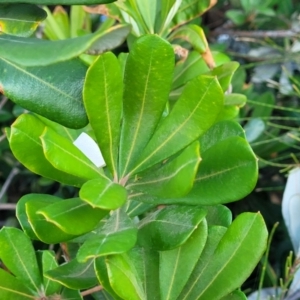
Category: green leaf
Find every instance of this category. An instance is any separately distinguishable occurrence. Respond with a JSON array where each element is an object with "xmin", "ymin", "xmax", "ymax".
[
  {"xmin": 79, "ymin": 177, "xmax": 127, "ymax": 210},
  {"xmin": 0, "ymin": 58, "xmax": 88, "ymax": 129},
  {"xmin": 60, "ymin": 288, "xmax": 83, "ymax": 300},
  {"xmin": 37, "ymin": 198, "xmax": 108, "ymax": 235},
  {"xmin": 137, "ymin": 205, "xmax": 207, "ymax": 250},
  {"xmin": 172, "ymin": 51, "xmax": 230, "ymax": 91},
  {"xmin": 0, "ymin": 227, "xmax": 42, "ymax": 294},
  {"xmin": 43, "ymin": 6, "xmax": 70, "ymax": 40},
  {"xmin": 126, "ymin": 199, "xmax": 157, "ymax": 217},
  {"xmin": 0, "ymin": 4, "xmax": 47, "ymax": 37},
  {"xmin": 0, "ymin": 268, "xmax": 33, "ymax": 300},
  {"xmin": 45, "ymin": 259, "xmax": 97, "ymax": 290},
  {"xmin": 95, "ymin": 257, "xmax": 123, "ymax": 300},
  {"xmin": 24, "ymin": 194, "xmax": 76, "ymax": 243},
  {"xmin": 132, "ymin": 75, "xmax": 224, "ymax": 174},
  {"xmin": 179, "ymin": 225, "xmax": 227, "ymax": 299},
  {"xmin": 40, "ymin": 127, "xmax": 104, "ymax": 180},
  {"xmin": 119, "ymin": 34, "xmax": 174, "ymax": 177},
  {"xmin": 3, "ymin": 0, "xmax": 115, "ymax": 3},
  {"xmin": 0, "ymin": 24, "xmax": 130, "ymax": 66},
  {"xmin": 135, "ymin": 0, "xmax": 156, "ymax": 33},
  {"xmin": 169, "ymin": 24, "xmax": 208, "ymax": 54},
  {"xmin": 70, "ymin": 5, "xmax": 90, "ymax": 38},
  {"xmin": 225, "ymin": 10, "xmax": 247, "ymax": 25},
  {"xmin": 77, "ymin": 209, "xmax": 137, "ymax": 262},
  {"xmin": 127, "ymin": 247, "xmax": 160, "ymax": 300},
  {"xmin": 221, "ymin": 290, "xmax": 248, "ymax": 300},
  {"xmin": 206, "ymin": 62, "xmax": 239, "ymax": 92},
  {"xmin": 159, "ymin": 0, "xmax": 182, "ymax": 34},
  {"xmin": 37, "ymin": 250, "xmax": 61, "ymax": 296},
  {"xmin": 10, "ymin": 114, "xmax": 87, "ymax": 186},
  {"xmin": 106, "ymin": 254, "xmax": 146, "ymax": 300},
  {"xmin": 160, "ymin": 219, "xmax": 208, "ymax": 300},
  {"xmin": 83, "ymin": 52, "xmax": 123, "ymax": 178},
  {"xmin": 127, "ymin": 141, "xmax": 201, "ymax": 198},
  {"xmin": 181, "ymin": 213, "xmax": 268, "ymax": 300},
  {"xmin": 170, "ymin": 0, "xmax": 211, "ymax": 29},
  {"xmin": 224, "ymin": 93, "xmax": 247, "ymax": 107},
  {"xmin": 206, "ymin": 205, "xmax": 232, "ymax": 227},
  {"xmin": 189, "ymin": 136, "xmax": 258, "ymax": 205}
]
